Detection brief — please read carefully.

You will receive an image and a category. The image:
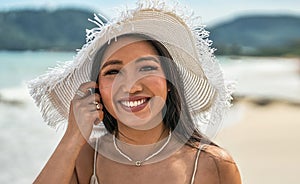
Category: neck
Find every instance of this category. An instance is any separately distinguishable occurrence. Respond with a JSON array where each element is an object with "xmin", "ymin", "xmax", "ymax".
[{"xmin": 116, "ymin": 122, "xmax": 168, "ymax": 145}]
